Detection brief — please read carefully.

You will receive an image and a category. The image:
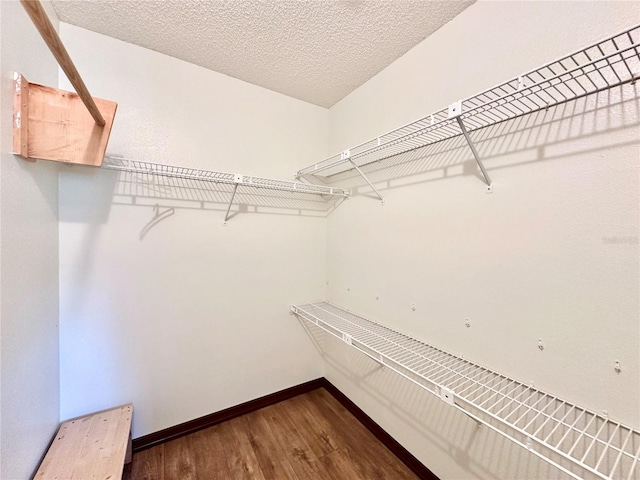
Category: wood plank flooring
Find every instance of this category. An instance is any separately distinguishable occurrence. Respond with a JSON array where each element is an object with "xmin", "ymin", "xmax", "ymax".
[{"xmin": 123, "ymin": 388, "xmax": 418, "ymax": 480}]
